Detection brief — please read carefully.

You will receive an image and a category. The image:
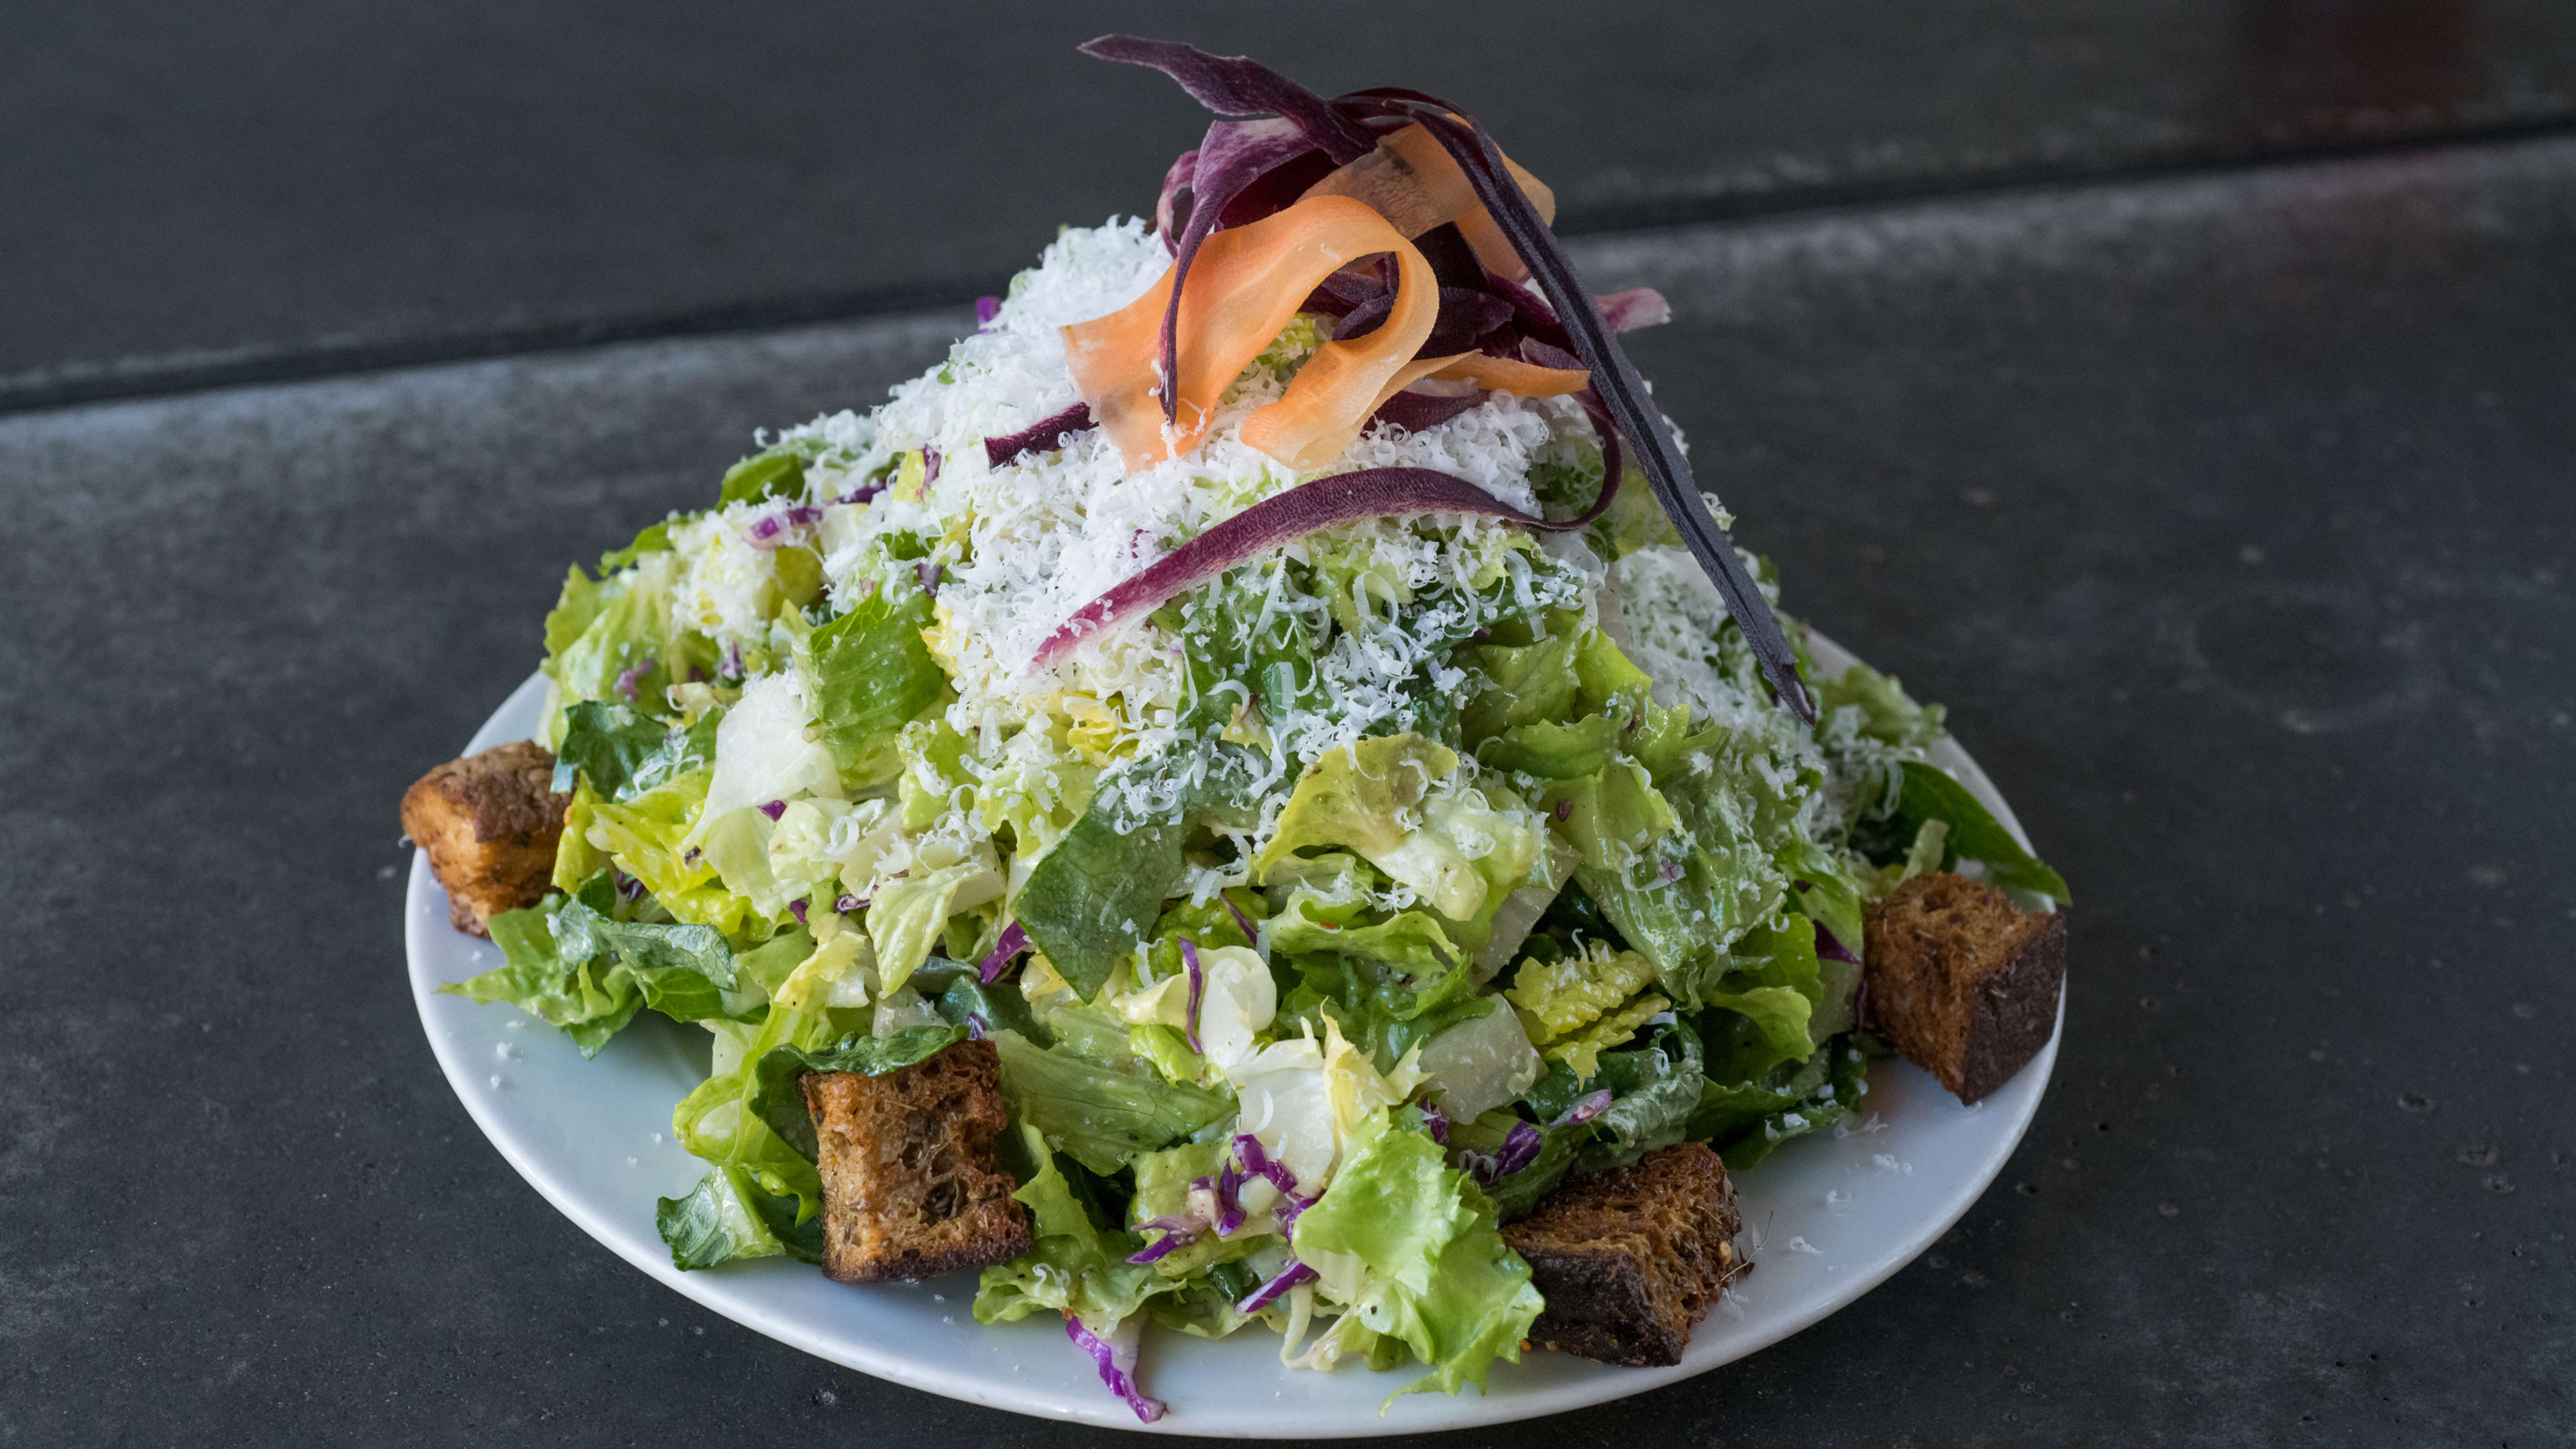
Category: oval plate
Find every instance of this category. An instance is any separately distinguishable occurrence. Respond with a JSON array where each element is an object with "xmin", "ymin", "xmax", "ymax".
[{"xmin": 406, "ymin": 632, "xmax": 2061, "ymax": 1435}]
